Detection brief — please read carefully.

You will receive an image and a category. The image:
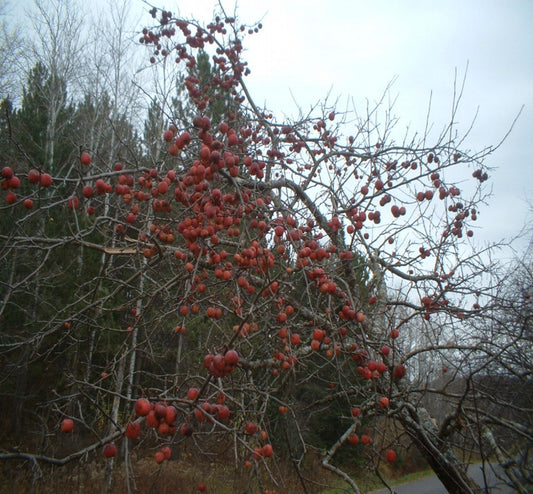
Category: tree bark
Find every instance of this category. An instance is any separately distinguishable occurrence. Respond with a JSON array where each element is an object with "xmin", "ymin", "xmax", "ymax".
[{"xmin": 397, "ymin": 404, "xmax": 482, "ymax": 494}]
